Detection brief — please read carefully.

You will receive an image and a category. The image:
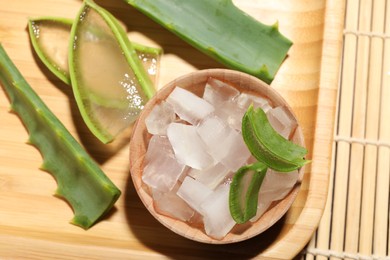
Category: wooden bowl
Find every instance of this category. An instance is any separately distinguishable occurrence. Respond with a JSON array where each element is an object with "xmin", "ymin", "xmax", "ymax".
[{"xmin": 129, "ymin": 69, "xmax": 306, "ymax": 244}]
